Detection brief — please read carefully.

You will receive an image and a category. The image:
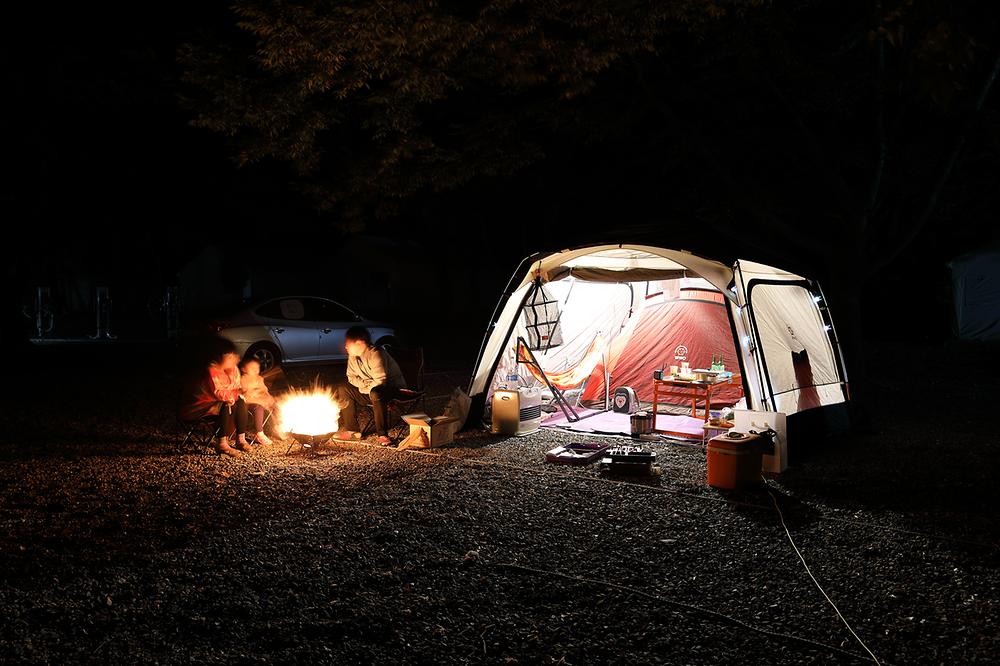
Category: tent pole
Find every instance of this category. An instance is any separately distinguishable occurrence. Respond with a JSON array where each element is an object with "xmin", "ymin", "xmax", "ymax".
[{"xmin": 603, "ymin": 349, "xmax": 609, "ymax": 412}]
